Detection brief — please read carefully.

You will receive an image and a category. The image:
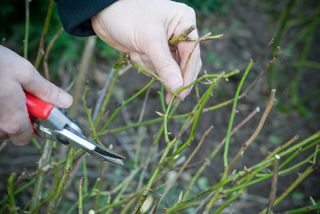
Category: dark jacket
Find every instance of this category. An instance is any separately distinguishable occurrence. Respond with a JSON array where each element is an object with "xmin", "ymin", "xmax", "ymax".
[{"xmin": 56, "ymin": 0, "xmax": 116, "ymax": 36}]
